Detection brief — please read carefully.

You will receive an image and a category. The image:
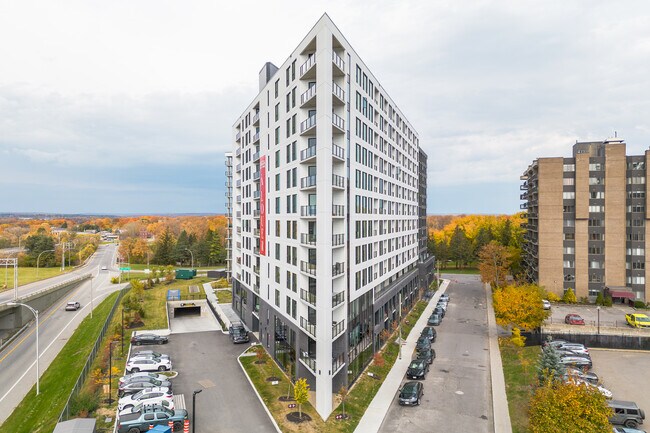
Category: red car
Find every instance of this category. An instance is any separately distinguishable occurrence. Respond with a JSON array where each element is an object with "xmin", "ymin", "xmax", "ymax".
[{"xmin": 564, "ymin": 314, "xmax": 585, "ymax": 325}]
